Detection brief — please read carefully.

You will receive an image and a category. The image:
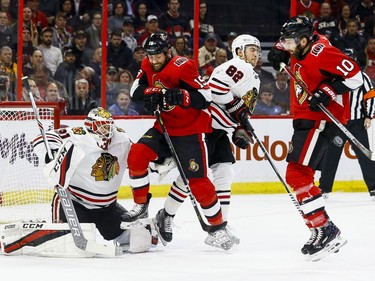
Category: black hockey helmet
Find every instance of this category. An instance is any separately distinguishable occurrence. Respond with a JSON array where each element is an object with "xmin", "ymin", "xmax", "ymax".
[
  {"xmin": 280, "ymin": 16, "xmax": 313, "ymax": 41},
  {"xmin": 343, "ymin": 48, "xmax": 358, "ymax": 62},
  {"xmin": 144, "ymin": 32, "xmax": 171, "ymax": 55}
]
